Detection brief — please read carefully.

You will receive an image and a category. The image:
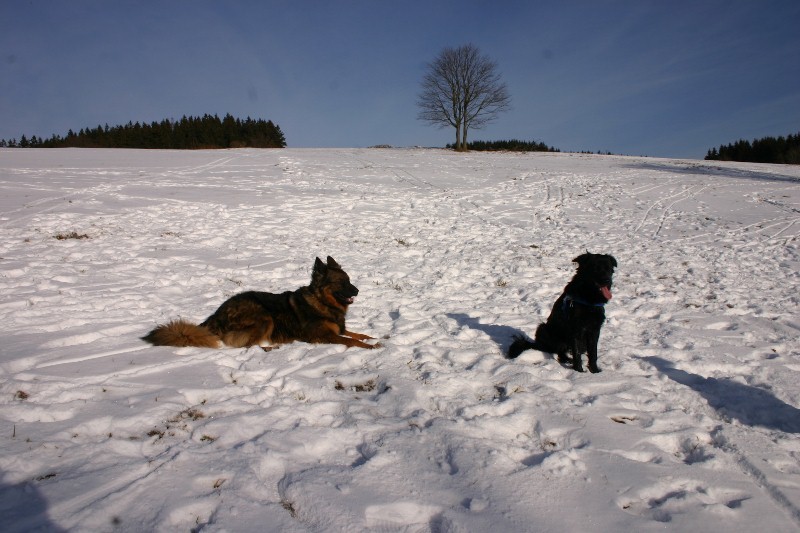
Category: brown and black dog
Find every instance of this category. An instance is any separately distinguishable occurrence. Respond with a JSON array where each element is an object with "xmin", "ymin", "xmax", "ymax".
[
  {"xmin": 508, "ymin": 252, "xmax": 617, "ymax": 372},
  {"xmin": 142, "ymin": 256, "xmax": 381, "ymax": 350}
]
